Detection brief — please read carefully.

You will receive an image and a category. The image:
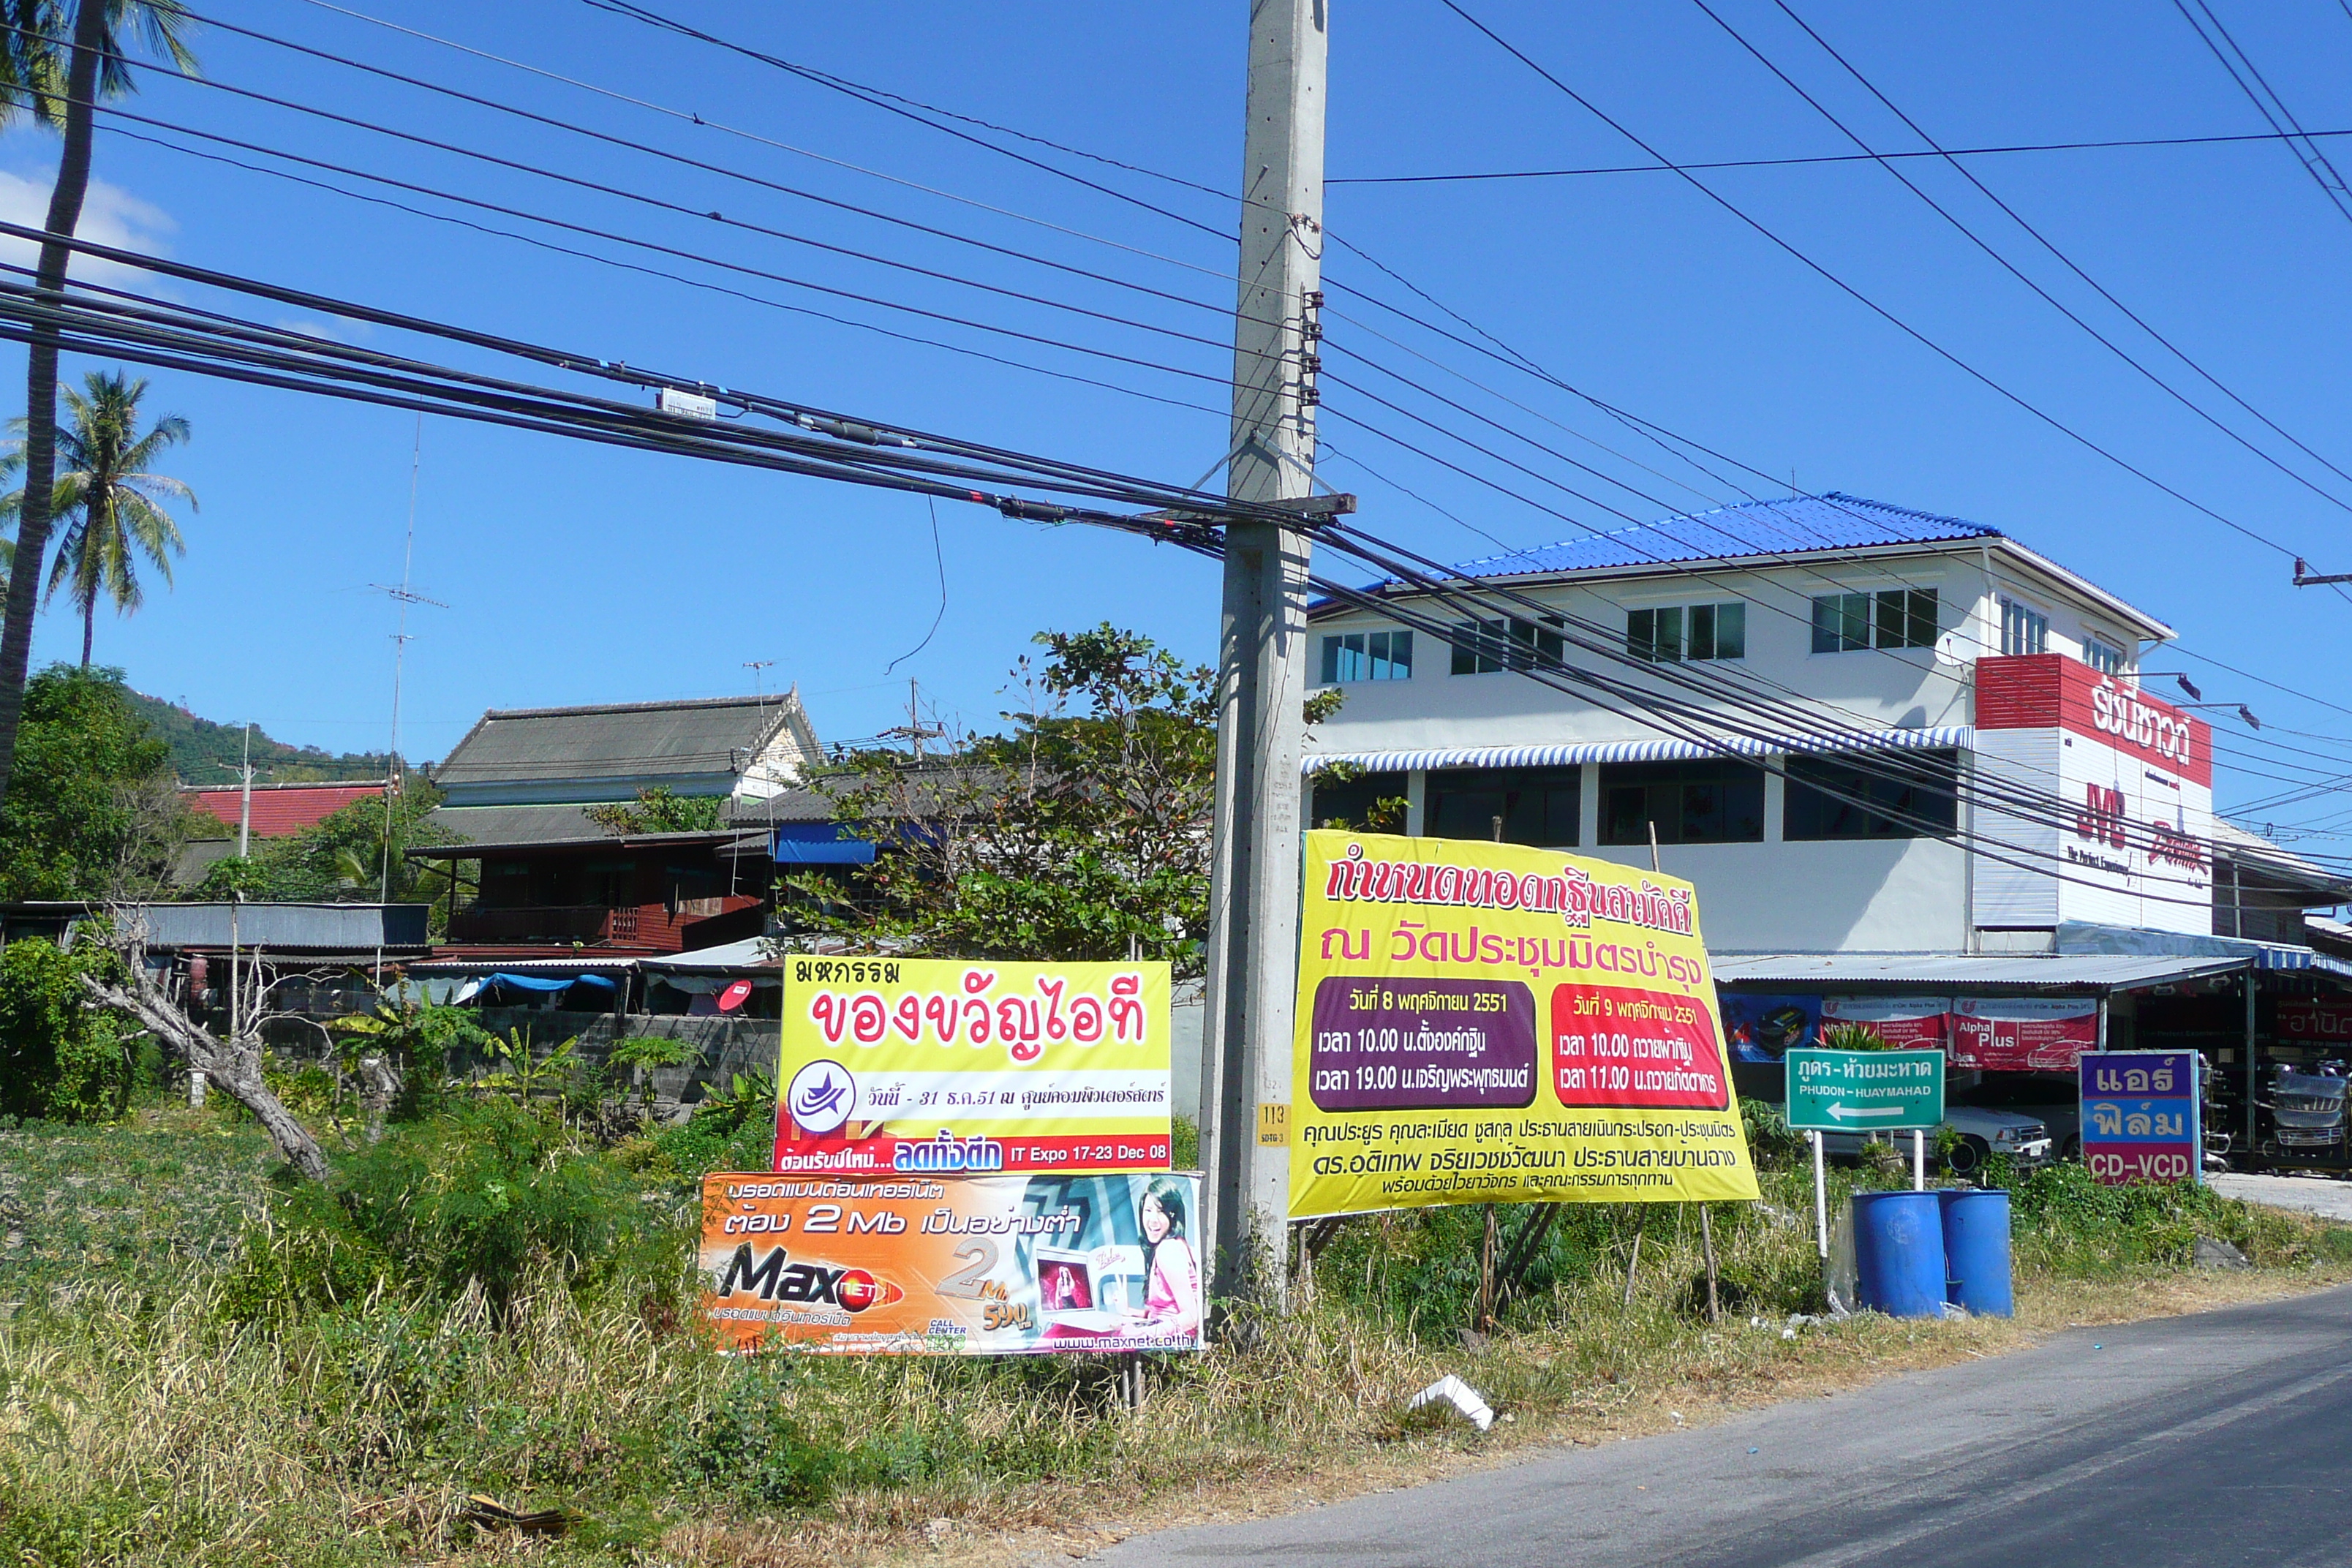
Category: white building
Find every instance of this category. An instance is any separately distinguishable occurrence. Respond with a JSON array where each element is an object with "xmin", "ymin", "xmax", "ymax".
[{"xmin": 1302, "ymin": 491, "xmax": 2331, "ymax": 958}]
